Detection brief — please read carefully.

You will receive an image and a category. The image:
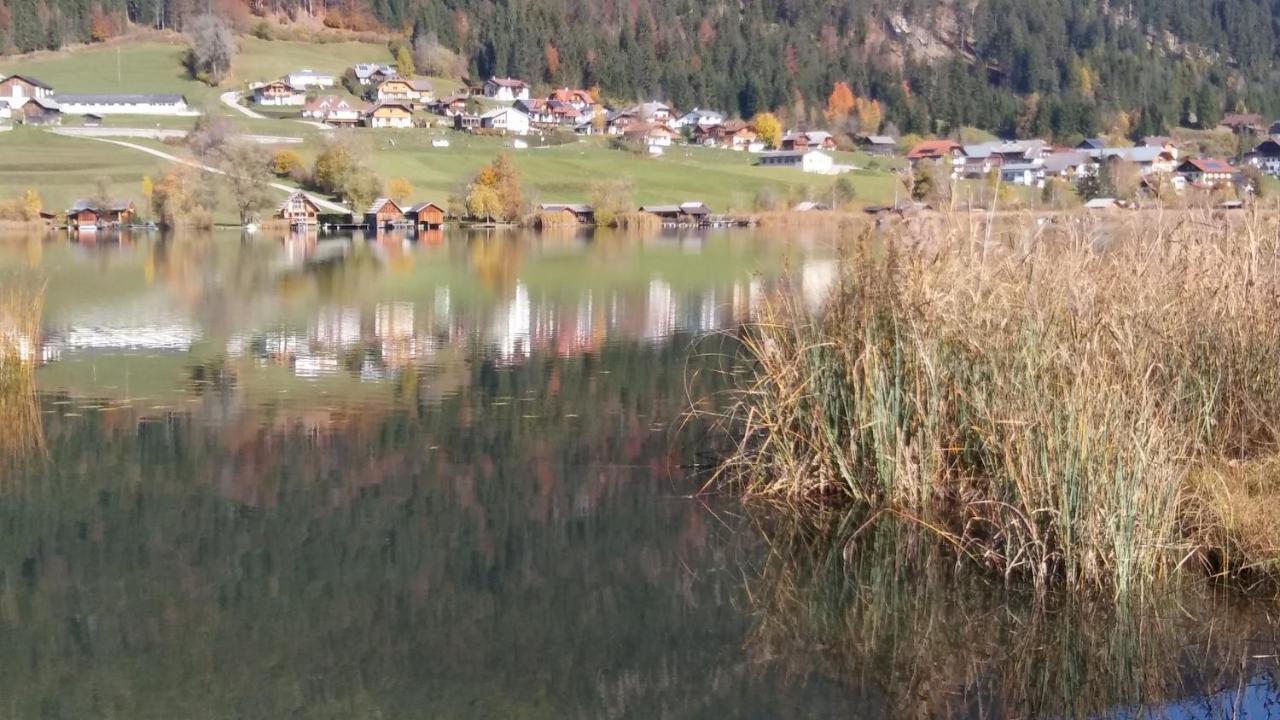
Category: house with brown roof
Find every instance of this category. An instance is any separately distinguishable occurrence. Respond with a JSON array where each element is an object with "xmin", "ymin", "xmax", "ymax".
[
  {"xmin": 781, "ymin": 131, "xmax": 836, "ymax": 151},
  {"xmin": 252, "ymin": 79, "xmax": 305, "ymax": 106},
  {"xmin": 698, "ymin": 120, "xmax": 757, "ymax": 150},
  {"xmin": 906, "ymin": 140, "xmax": 963, "ymax": 164},
  {"xmin": 1219, "ymin": 113, "xmax": 1264, "ymax": 135},
  {"xmin": 276, "ymin": 192, "xmax": 322, "ymax": 226},
  {"xmin": 364, "ymin": 102, "xmax": 414, "ymax": 129},
  {"xmin": 406, "ymin": 202, "xmax": 446, "ymax": 228},
  {"xmin": 67, "ymin": 198, "xmax": 134, "ymax": 228},
  {"xmin": 1175, "ymin": 157, "xmax": 1235, "ymax": 186},
  {"xmin": 625, "ymin": 122, "xmax": 678, "ymax": 147},
  {"xmin": 549, "ymin": 88, "xmax": 595, "ymax": 111},
  {"xmin": 483, "ymin": 77, "xmax": 530, "ymax": 102},
  {"xmin": 364, "ymin": 198, "xmax": 406, "ymax": 228},
  {"xmin": 376, "ymin": 77, "xmax": 434, "ymax": 105}
]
